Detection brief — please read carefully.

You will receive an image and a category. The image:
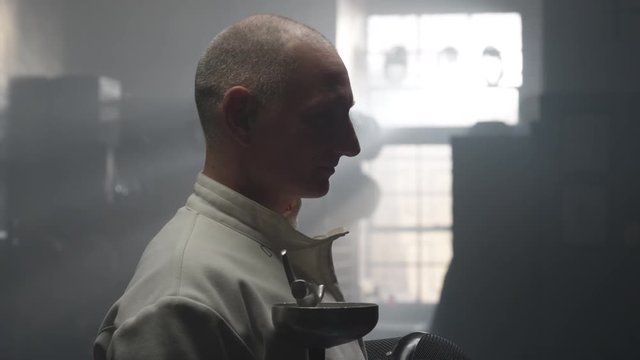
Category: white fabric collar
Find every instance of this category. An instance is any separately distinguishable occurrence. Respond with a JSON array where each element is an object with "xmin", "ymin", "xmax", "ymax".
[{"xmin": 186, "ymin": 173, "xmax": 348, "ymax": 253}]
